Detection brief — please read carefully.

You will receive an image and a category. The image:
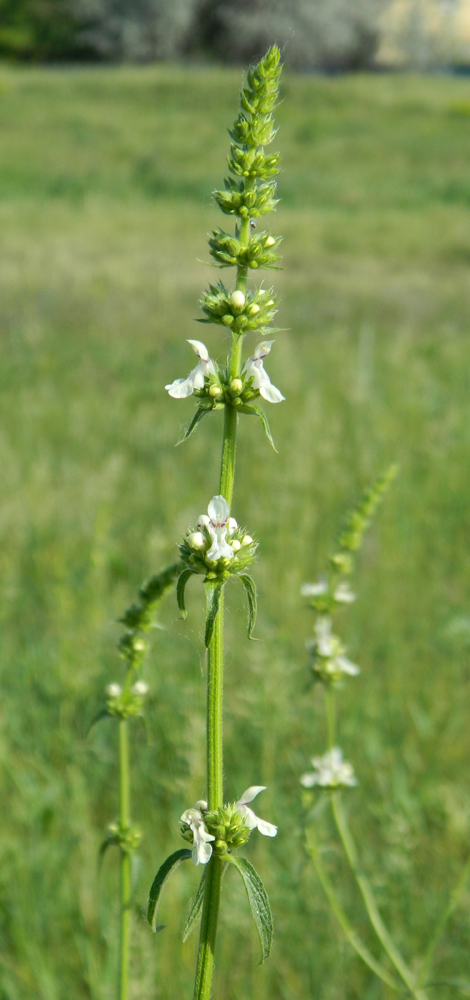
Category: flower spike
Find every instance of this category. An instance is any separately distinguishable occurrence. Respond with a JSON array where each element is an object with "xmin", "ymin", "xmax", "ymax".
[
  {"xmin": 243, "ymin": 341, "xmax": 284, "ymax": 403},
  {"xmin": 236, "ymin": 786, "xmax": 277, "ymax": 837},
  {"xmin": 300, "ymin": 748, "xmax": 357, "ymax": 790},
  {"xmin": 165, "ymin": 340, "xmax": 216, "ymax": 398}
]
